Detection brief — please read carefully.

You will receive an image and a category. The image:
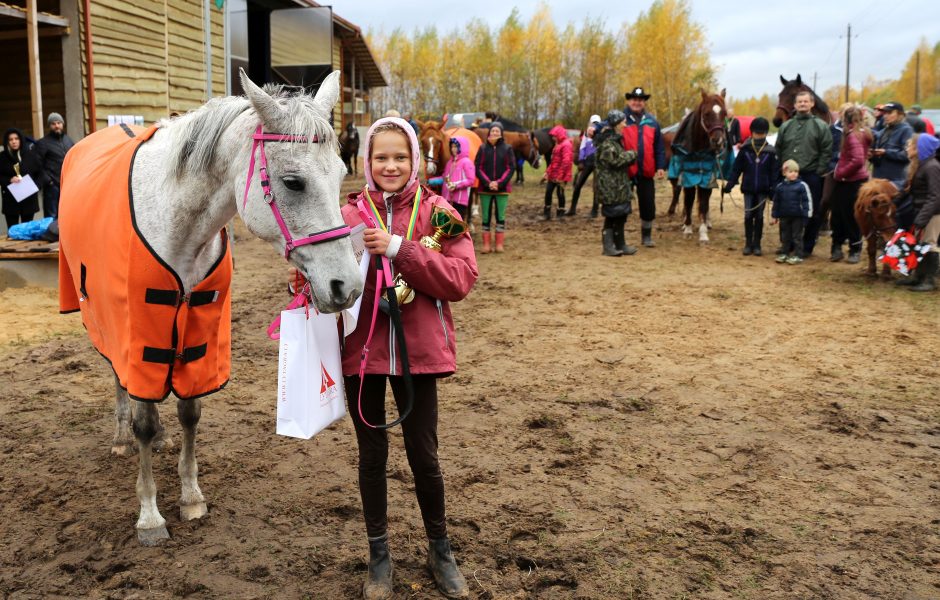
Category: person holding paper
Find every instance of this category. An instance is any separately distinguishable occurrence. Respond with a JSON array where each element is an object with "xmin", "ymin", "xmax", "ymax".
[
  {"xmin": 0, "ymin": 128, "xmax": 41, "ymax": 229},
  {"xmin": 289, "ymin": 117, "xmax": 478, "ymax": 600}
]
